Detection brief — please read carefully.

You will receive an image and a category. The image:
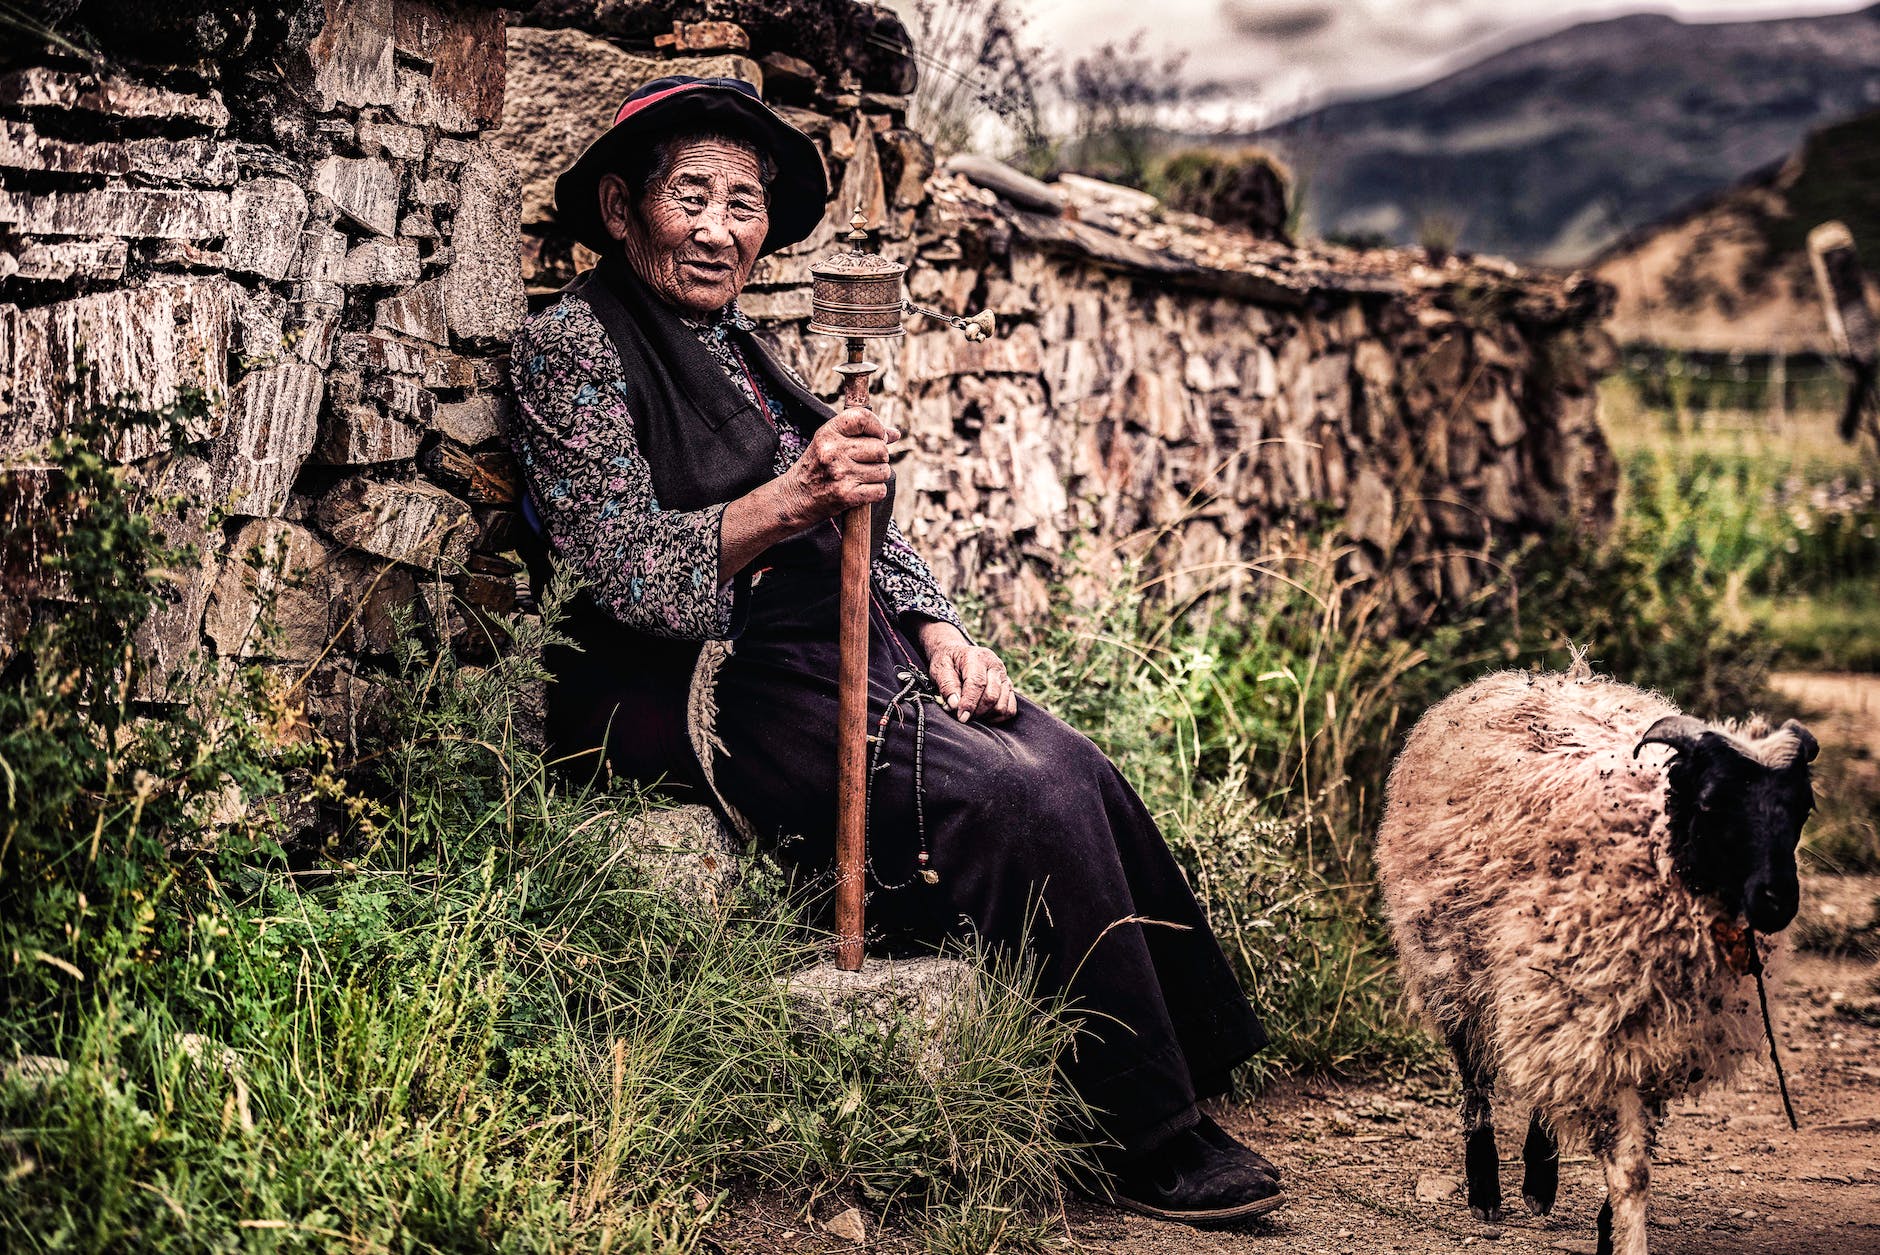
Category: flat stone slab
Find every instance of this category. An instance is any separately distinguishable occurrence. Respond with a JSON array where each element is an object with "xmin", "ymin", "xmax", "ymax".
[{"xmin": 782, "ymin": 955, "xmax": 979, "ymax": 1078}]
